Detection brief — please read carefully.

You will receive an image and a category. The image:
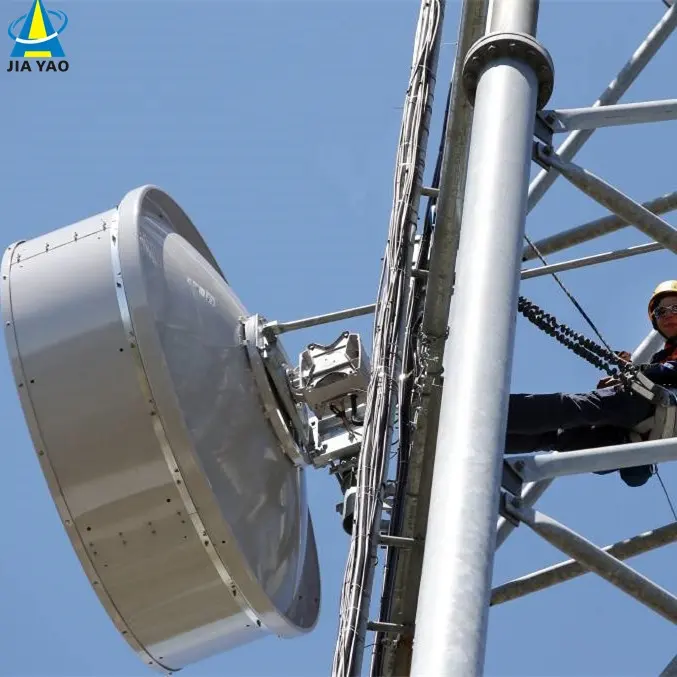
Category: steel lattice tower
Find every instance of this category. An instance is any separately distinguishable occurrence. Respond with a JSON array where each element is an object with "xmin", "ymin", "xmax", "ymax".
[{"xmin": 330, "ymin": 0, "xmax": 677, "ymax": 675}]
